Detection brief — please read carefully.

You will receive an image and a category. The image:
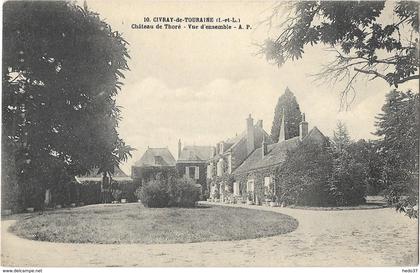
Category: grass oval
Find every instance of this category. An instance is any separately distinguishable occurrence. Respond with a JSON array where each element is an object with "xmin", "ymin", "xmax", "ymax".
[{"xmin": 10, "ymin": 203, "xmax": 298, "ymax": 244}]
